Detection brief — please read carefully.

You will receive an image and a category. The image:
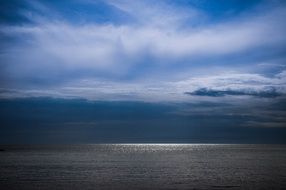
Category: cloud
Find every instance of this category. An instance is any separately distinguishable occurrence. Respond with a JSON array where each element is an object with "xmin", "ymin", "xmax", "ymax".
[
  {"xmin": 0, "ymin": 70, "xmax": 285, "ymax": 102},
  {"xmin": 2, "ymin": 4, "xmax": 285, "ymax": 65},
  {"xmin": 244, "ymin": 121, "xmax": 286, "ymax": 128},
  {"xmin": 0, "ymin": 0, "xmax": 286, "ymax": 102},
  {"xmin": 185, "ymin": 87, "xmax": 282, "ymax": 98}
]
